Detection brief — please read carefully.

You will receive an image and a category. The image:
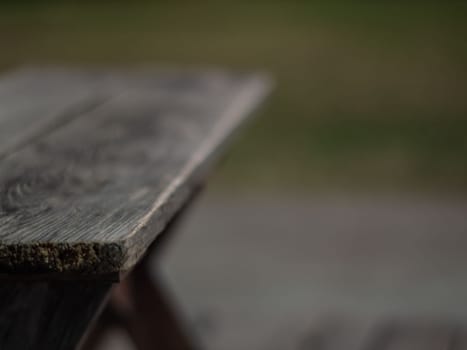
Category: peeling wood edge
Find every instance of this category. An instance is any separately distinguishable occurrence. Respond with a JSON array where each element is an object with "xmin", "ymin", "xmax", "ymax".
[{"xmin": 0, "ymin": 242, "xmax": 125, "ymax": 280}]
